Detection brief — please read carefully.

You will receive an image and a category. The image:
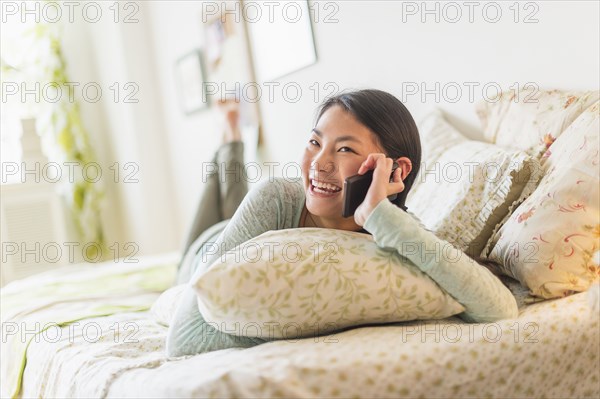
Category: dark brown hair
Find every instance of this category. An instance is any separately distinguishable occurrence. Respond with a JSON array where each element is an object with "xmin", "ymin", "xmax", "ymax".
[{"xmin": 315, "ymin": 89, "xmax": 421, "ymax": 209}]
